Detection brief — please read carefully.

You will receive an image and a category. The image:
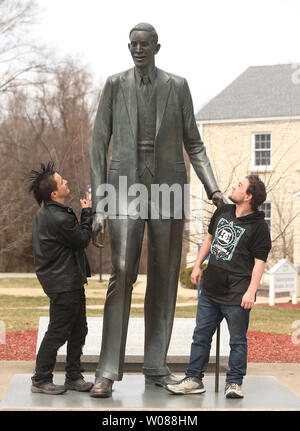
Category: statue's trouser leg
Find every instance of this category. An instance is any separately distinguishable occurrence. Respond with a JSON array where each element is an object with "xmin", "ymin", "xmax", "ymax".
[
  {"xmin": 143, "ymin": 218, "xmax": 184, "ymax": 376},
  {"xmin": 95, "ymin": 217, "xmax": 145, "ymax": 381}
]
